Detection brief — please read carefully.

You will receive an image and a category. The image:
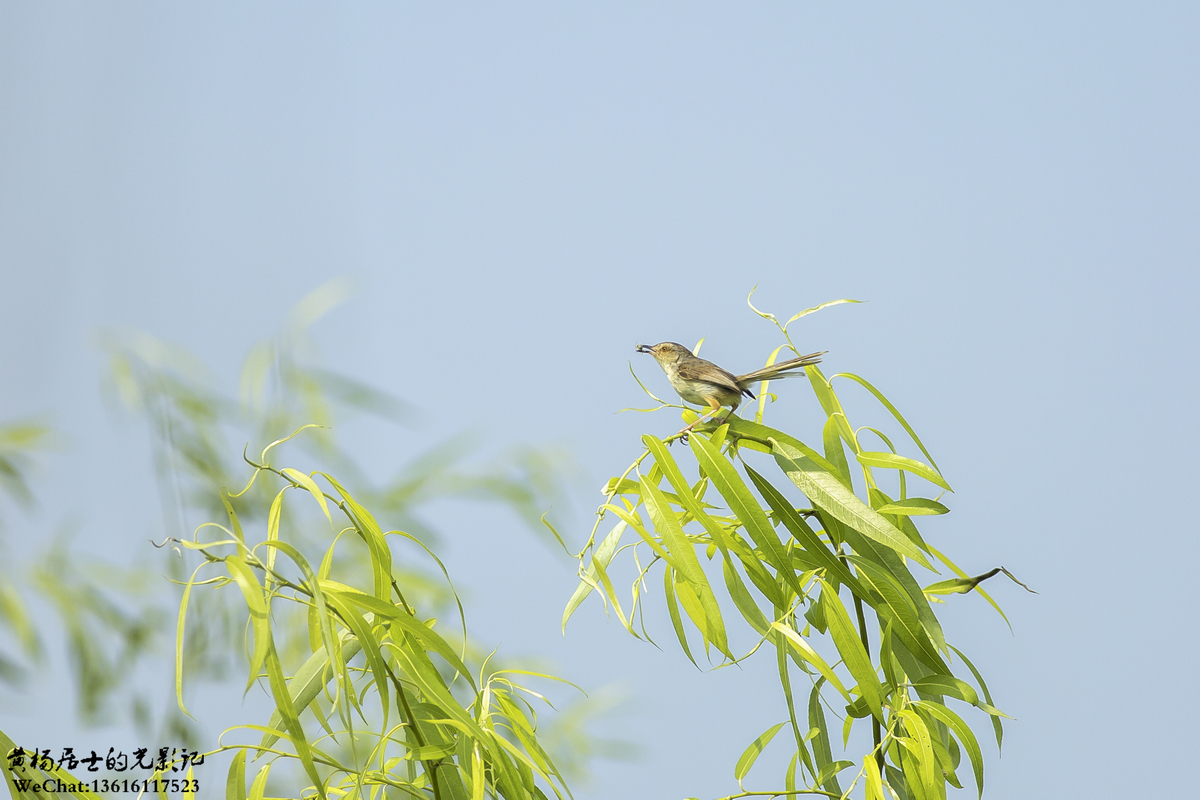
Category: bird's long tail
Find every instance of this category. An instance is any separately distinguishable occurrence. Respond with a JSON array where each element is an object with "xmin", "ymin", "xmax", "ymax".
[{"xmin": 737, "ymin": 351, "xmax": 827, "ymax": 385}]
